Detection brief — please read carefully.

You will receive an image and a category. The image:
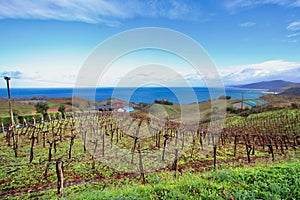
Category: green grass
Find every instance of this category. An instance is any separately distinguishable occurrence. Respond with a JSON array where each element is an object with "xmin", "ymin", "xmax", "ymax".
[
  {"xmin": 142, "ymin": 100, "xmax": 230, "ymax": 121},
  {"xmin": 0, "ymin": 99, "xmax": 35, "ymax": 116},
  {"xmin": 64, "ymin": 161, "xmax": 300, "ymax": 200}
]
